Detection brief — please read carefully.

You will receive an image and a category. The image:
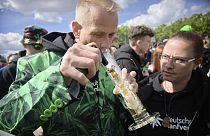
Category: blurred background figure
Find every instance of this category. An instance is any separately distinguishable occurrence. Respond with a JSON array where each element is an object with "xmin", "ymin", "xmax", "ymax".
[
  {"xmin": 203, "ymin": 33, "xmax": 210, "ymax": 49},
  {"xmin": 0, "ymin": 25, "xmax": 48, "ymax": 99},
  {"xmin": 148, "ymin": 43, "xmax": 165, "ymax": 73},
  {"xmin": 201, "ymin": 33, "xmax": 210, "ymax": 75},
  {"xmin": 20, "ymin": 25, "xmax": 48, "ymax": 55},
  {"xmin": 160, "ymin": 36, "xmax": 169, "ymax": 44},
  {"xmin": 147, "ymin": 36, "xmax": 168, "ymax": 73},
  {"xmin": 6, "ymin": 52, "xmax": 19, "ymax": 64},
  {"xmin": 115, "ymin": 25, "xmax": 154, "ymax": 83},
  {"xmin": 0, "ymin": 55, "xmax": 7, "ymax": 69}
]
